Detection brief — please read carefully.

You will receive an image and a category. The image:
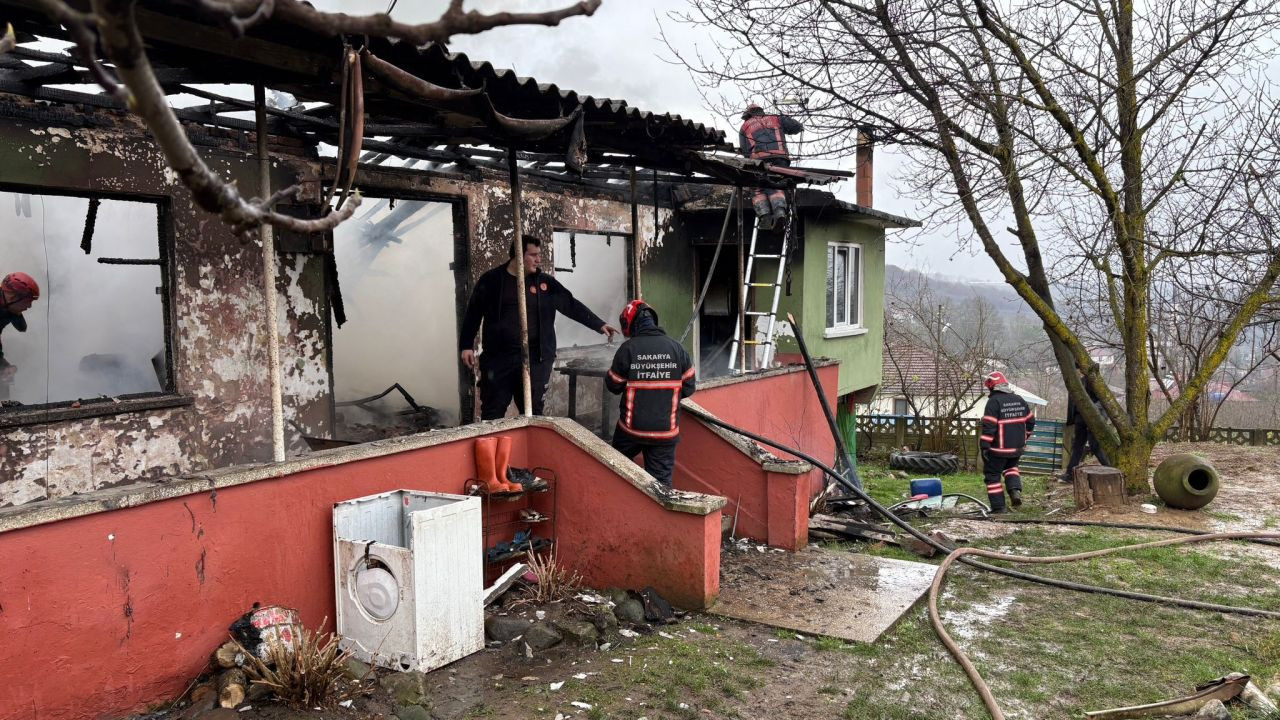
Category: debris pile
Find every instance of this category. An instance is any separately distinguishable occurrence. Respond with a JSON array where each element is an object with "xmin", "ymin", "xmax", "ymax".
[{"xmin": 484, "ymin": 585, "xmax": 681, "ymax": 656}]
